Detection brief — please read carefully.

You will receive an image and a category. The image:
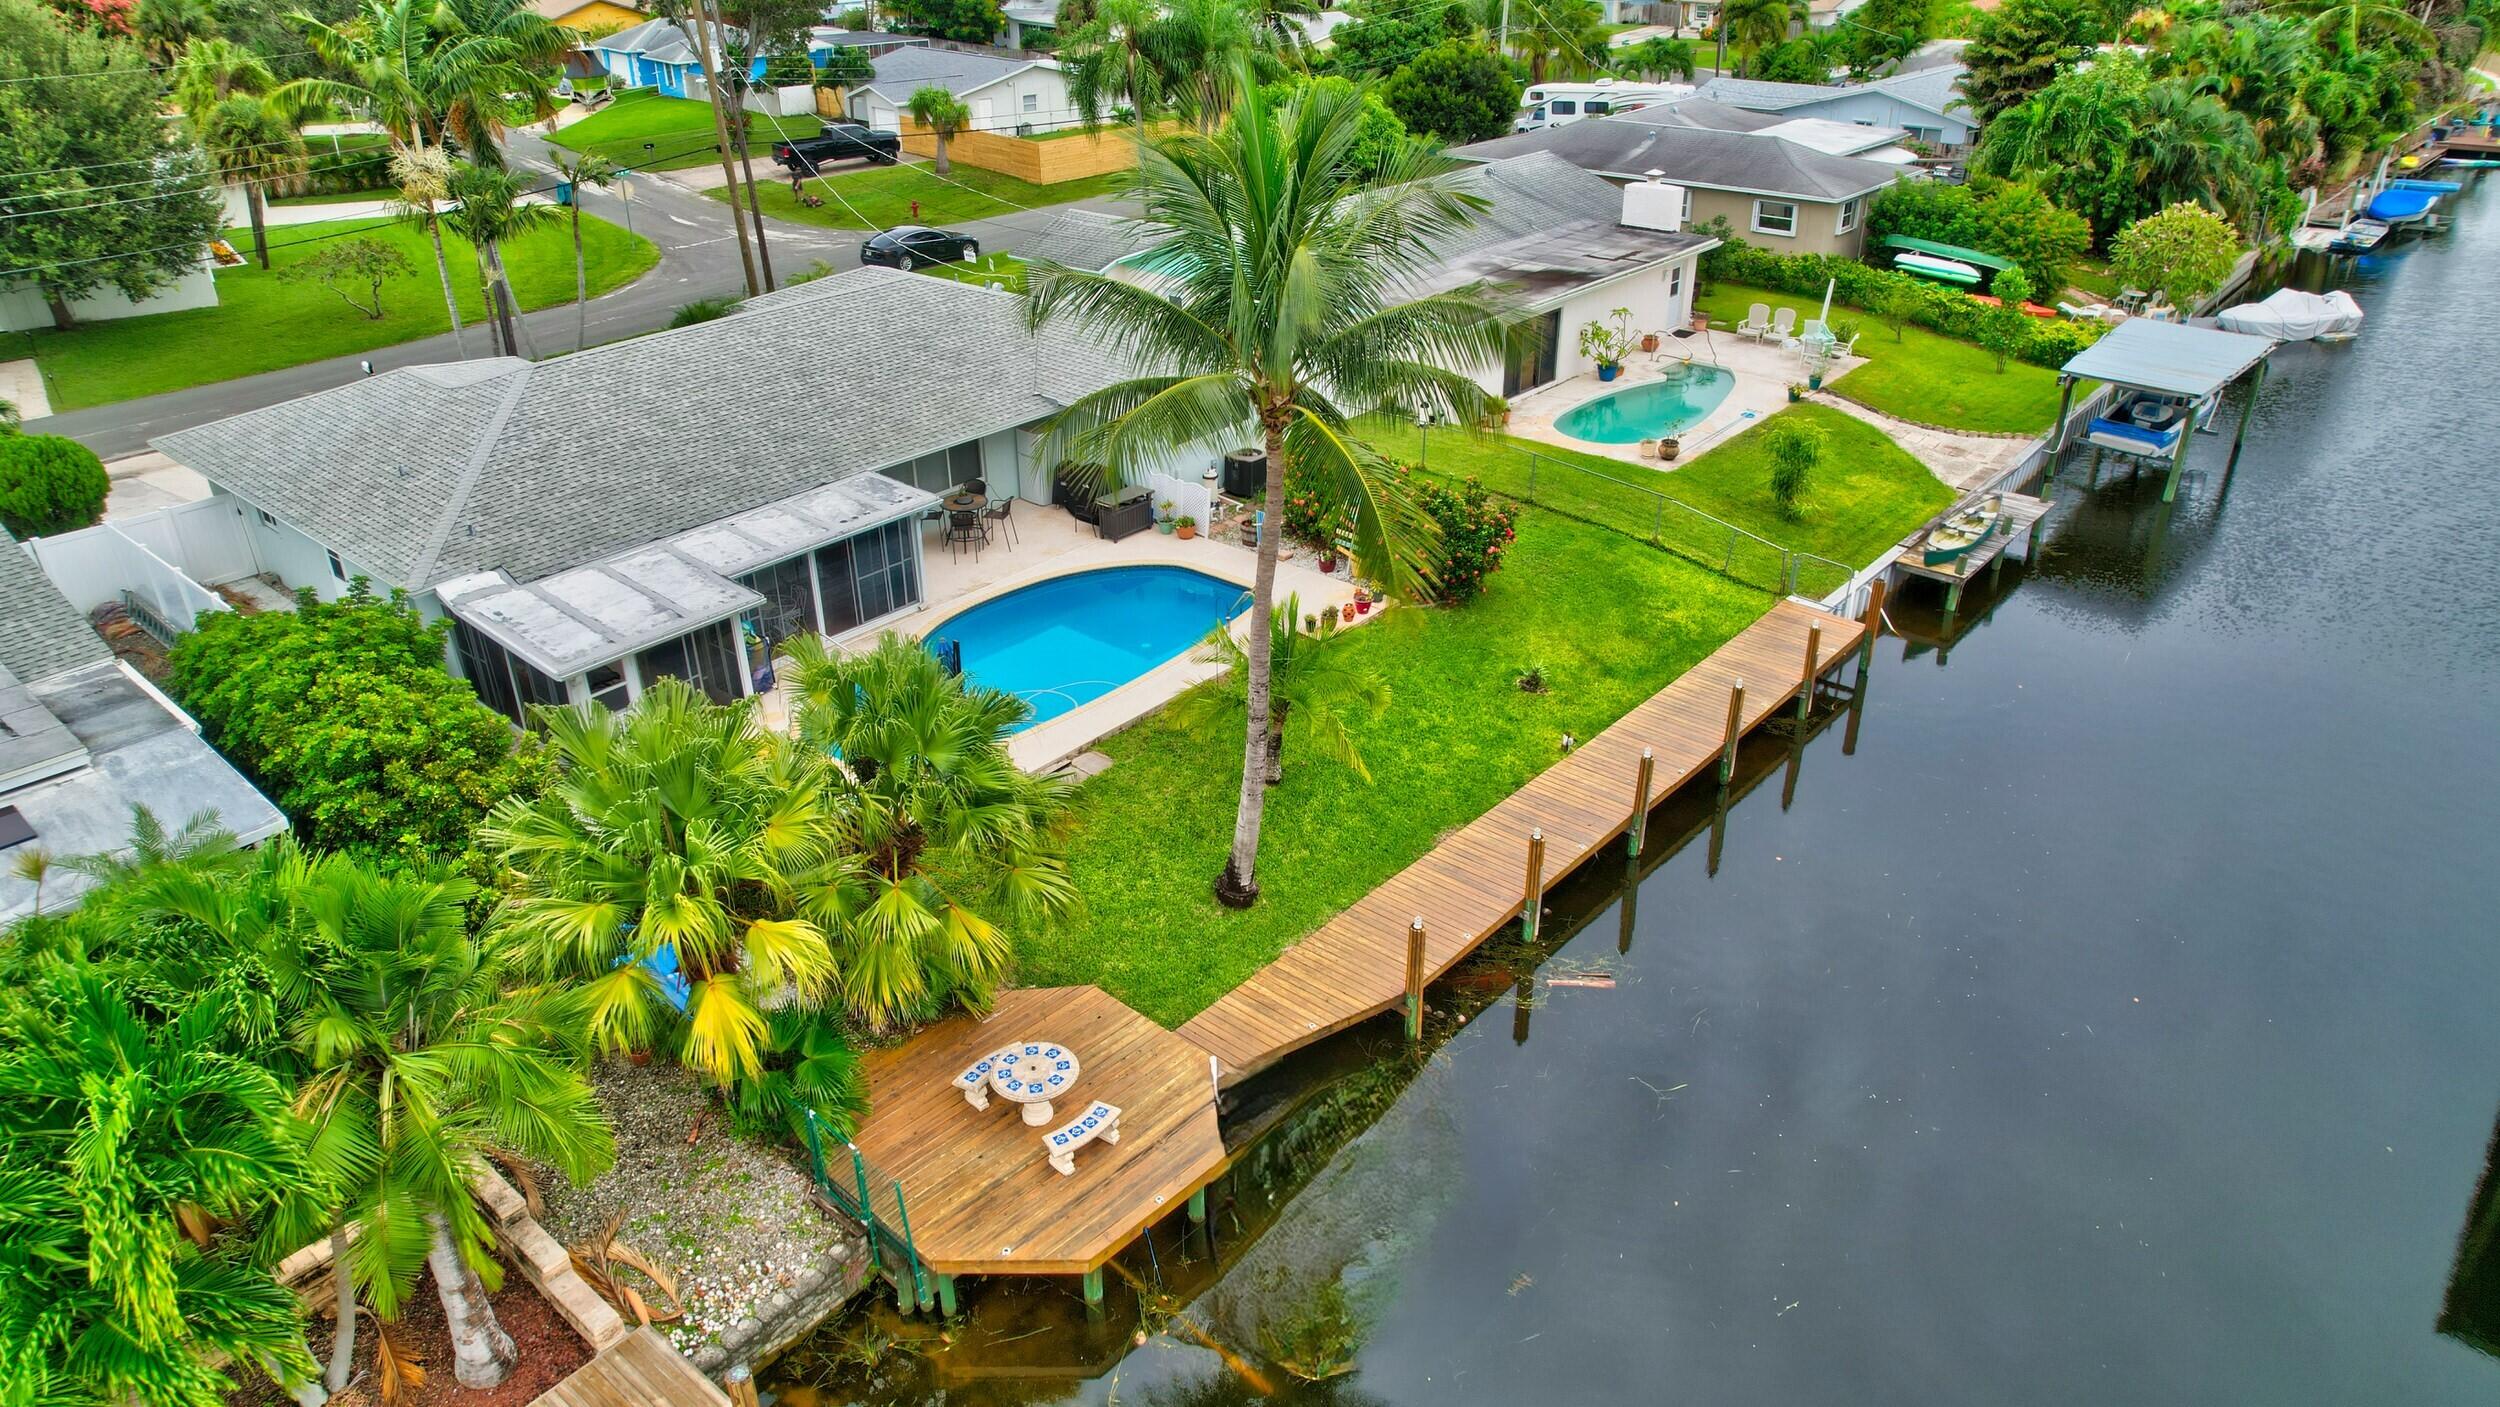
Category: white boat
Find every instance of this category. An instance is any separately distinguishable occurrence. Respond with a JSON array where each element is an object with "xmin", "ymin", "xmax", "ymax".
[
  {"xmin": 2216, "ymin": 288, "xmax": 2365, "ymax": 343},
  {"xmin": 1895, "ymin": 251, "xmax": 1983, "ymax": 287}
]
